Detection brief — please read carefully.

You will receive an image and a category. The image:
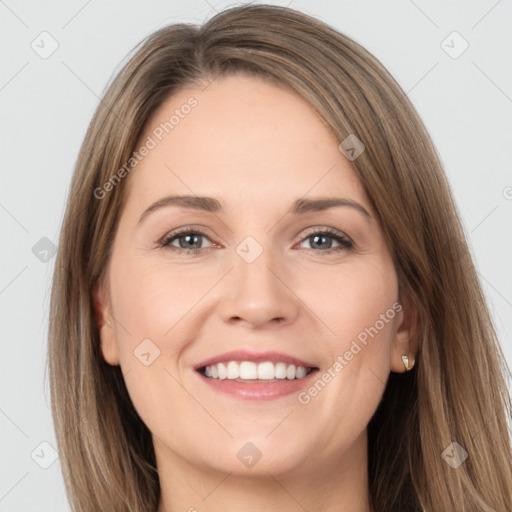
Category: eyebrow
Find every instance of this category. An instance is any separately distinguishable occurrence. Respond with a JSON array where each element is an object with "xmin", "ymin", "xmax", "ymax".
[
  {"xmin": 290, "ymin": 197, "xmax": 370, "ymax": 217},
  {"xmin": 139, "ymin": 196, "xmax": 222, "ymax": 224},
  {"xmin": 138, "ymin": 194, "xmax": 371, "ymax": 224}
]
